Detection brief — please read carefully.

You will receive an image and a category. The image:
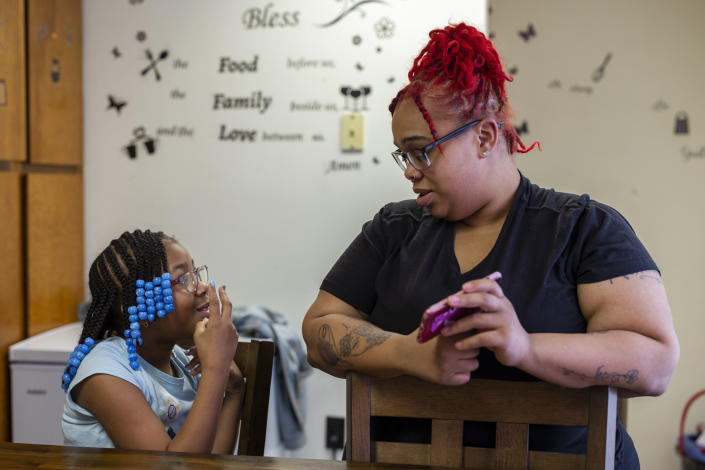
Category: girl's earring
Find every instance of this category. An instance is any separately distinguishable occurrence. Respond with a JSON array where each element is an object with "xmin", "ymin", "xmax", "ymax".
[{"xmin": 481, "ymin": 149, "xmax": 489, "ymax": 157}]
